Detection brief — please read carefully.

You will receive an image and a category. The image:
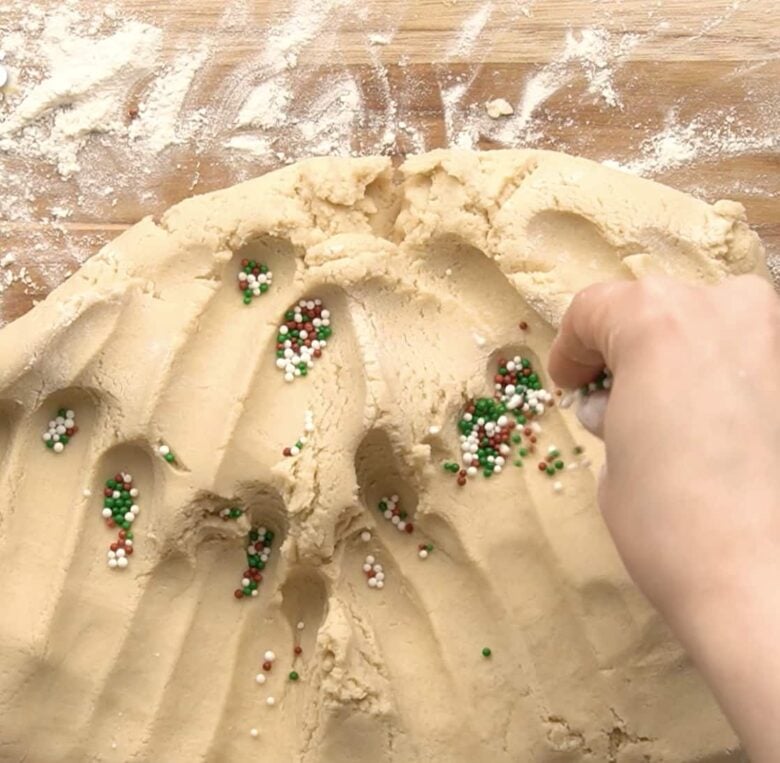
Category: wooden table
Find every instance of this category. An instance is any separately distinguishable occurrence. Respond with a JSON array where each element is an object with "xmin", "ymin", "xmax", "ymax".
[{"xmin": 1, "ymin": 0, "xmax": 778, "ymax": 324}]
